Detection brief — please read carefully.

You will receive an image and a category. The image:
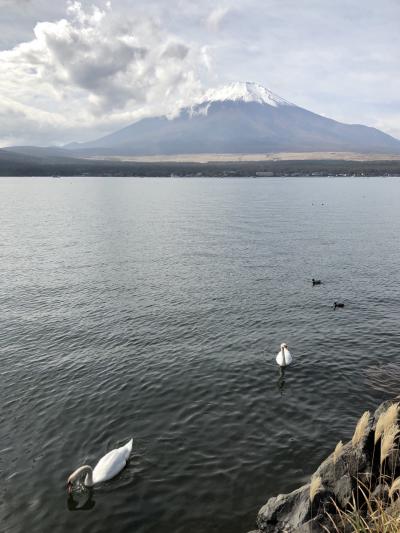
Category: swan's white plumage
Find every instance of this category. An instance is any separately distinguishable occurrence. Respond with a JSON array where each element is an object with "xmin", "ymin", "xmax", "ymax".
[
  {"xmin": 85, "ymin": 439, "xmax": 132, "ymax": 486},
  {"xmin": 276, "ymin": 345, "xmax": 292, "ymax": 367}
]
